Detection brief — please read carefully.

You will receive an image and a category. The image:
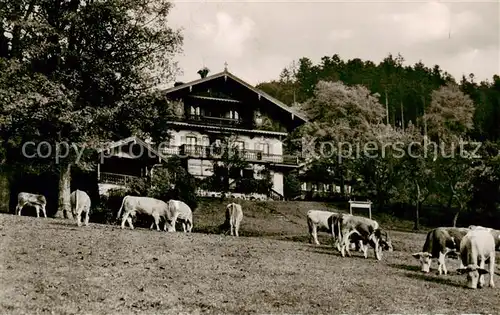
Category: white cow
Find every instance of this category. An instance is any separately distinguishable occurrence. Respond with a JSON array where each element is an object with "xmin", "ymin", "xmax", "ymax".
[
  {"xmin": 16, "ymin": 192, "xmax": 47, "ymax": 218},
  {"xmin": 225, "ymin": 203, "xmax": 243, "ymax": 237},
  {"xmin": 70, "ymin": 189, "xmax": 91, "ymax": 227},
  {"xmin": 457, "ymin": 229, "xmax": 496, "ymax": 289},
  {"xmin": 117, "ymin": 196, "xmax": 179, "ymax": 232},
  {"xmin": 468, "ymin": 225, "xmax": 500, "ymax": 250},
  {"xmin": 307, "ymin": 210, "xmax": 339, "ymax": 245},
  {"xmin": 151, "ymin": 200, "xmax": 193, "ymax": 233}
]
